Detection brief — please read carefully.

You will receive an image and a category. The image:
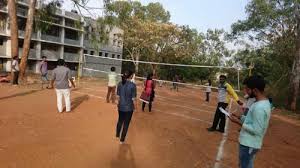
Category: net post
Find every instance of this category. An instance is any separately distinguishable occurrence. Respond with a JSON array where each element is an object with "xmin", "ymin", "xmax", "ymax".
[
  {"xmin": 77, "ymin": 52, "xmax": 83, "ymax": 87},
  {"xmin": 237, "ymin": 68, "xmax": 240, "ymax": 91}
]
